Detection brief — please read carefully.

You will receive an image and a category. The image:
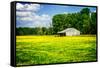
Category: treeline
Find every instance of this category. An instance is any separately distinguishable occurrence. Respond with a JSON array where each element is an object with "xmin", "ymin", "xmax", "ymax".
[
  {"xmin": 16, "ymin": 27, "xmax": 53, "ymax": 35},
  {"xmin": 52, "ymin": 8, "xmax": 97, "ymax": 34},
  {"xmin": 16, "ymin": 8, "xmax": 97, "ymax": 35}
]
